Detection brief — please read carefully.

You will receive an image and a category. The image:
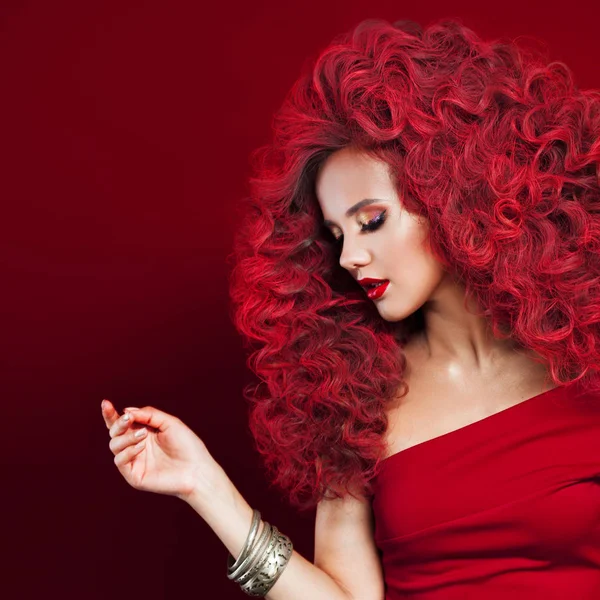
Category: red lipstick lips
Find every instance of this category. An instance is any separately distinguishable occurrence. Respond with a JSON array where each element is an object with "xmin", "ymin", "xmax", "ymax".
[{"xmin": 357, "ymin": 278, "xmax": 390, "ymax": 300}]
